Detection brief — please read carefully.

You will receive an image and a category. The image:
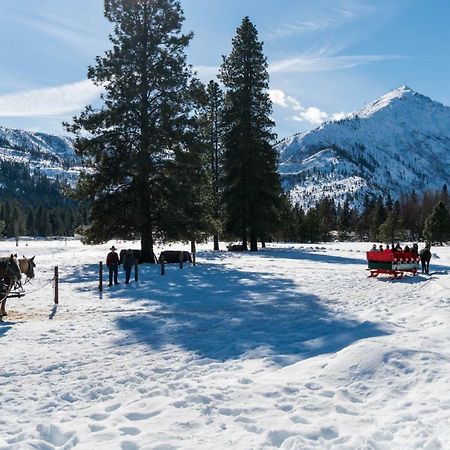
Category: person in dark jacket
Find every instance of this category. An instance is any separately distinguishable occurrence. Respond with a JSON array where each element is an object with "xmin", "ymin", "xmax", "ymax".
[
  {"xmin": 419, "ymin": 244, "xmax": 432, "ymax": 274},
  {"xmin": 123, "ymin": 249, "xmax": 136, "ymax": 284},
  {"xmin": 106, "ymin": 246, "xmax": 120, "ymax": 286}
]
